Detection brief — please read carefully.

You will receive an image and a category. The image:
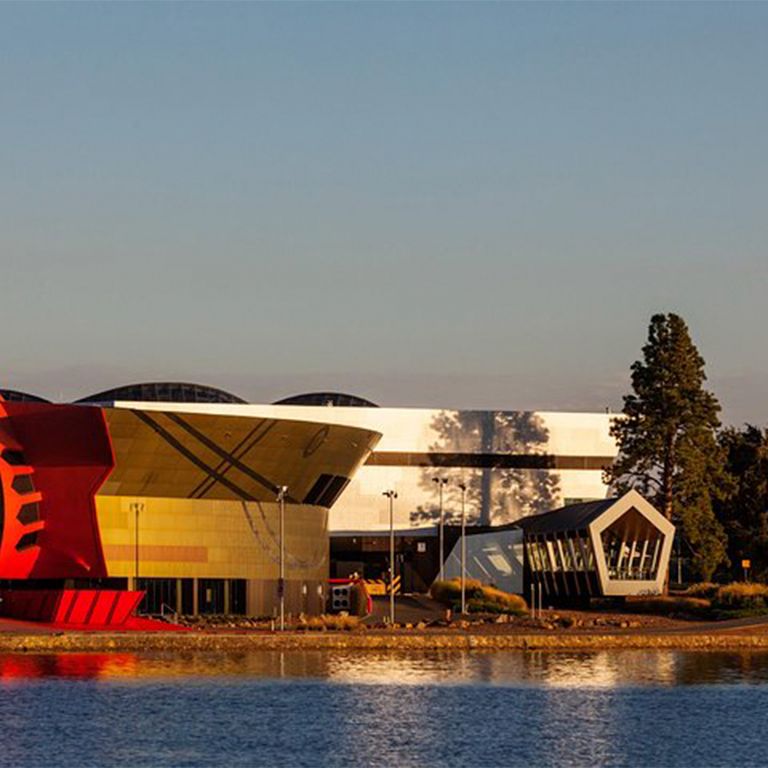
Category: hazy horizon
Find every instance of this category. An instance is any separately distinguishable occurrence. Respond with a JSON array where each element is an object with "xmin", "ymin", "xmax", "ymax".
[{"xmin": 2, "ymin": 4, "xmax": 766, "ymax": 428}]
